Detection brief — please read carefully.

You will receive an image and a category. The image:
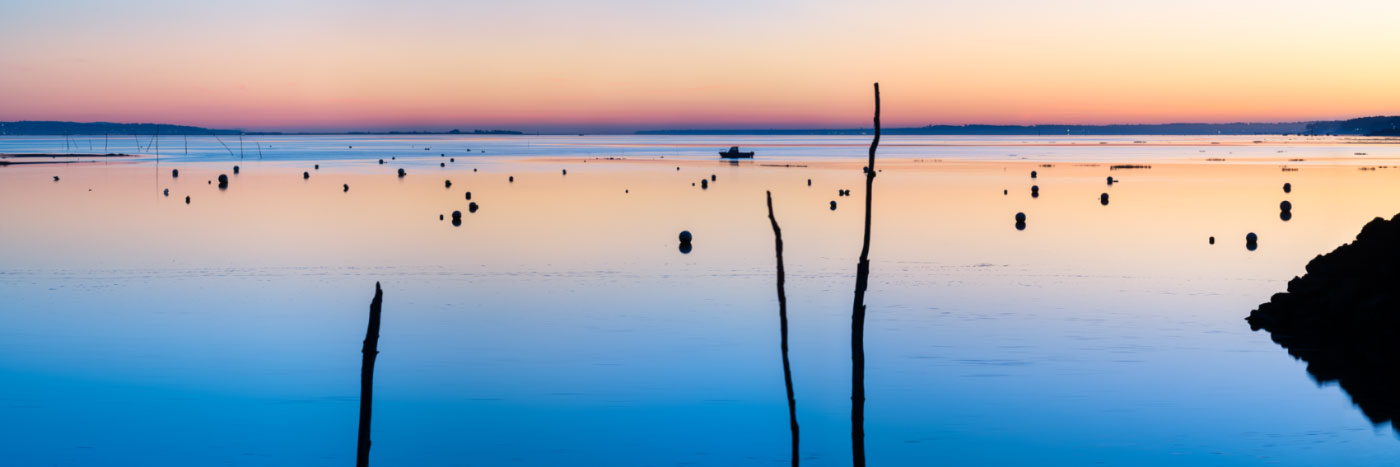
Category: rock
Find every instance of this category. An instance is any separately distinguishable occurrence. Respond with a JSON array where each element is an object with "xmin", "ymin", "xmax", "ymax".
[
  {"xmin": 1106, "ymin": 176, "xmax": 1114, "ymax": 185},
  {"xmin": 1281, "ymin": 200, "xmax": 1292, "ymax": 211},
  {"xmin": 1209, "ymin": 236, "xmax": 1215, "ymax": 244},
  {"xmin": 509, "ymin": 176, "xmax": 514, "ymax": 182},
  {"xmin": 679, "ymin": 242, "xmax": 692, "ymax": 254},
  {"xmin": 450, "ymin": 158, "xmax": 455, "ymax": 162},
  {"xmin": 163, "ymin": 189, "xmax": 169, "ymax": 196},
  {"xmin": 217, "ymin": 174, "xmax": 228, "ymax": 188},
  {"xmin": 465, "ymin": 192, "xmax": 471, "ymax": 200},
  {"xmin": 439, "ymin": 214, "xmax": 443, "ymax": 220},
  {"xmin": 468, "ymin": 202, "xmax": 479, "ymax": 213},
  {"xmin": 1031, "ymin": 170, "xmax": 1037, "ymax": 178},
  {"xmin": 679, "ymin": 230, "xmax": 693, "ymax": 243},
  {"xmin": 563, "ymin": 169, "xmax": 567, "ymax": 175},
  {"xmin": 398, "ymin": 168, "xmax": 406, "ymax": 177},
  {"xmin": 172, "ymin": 169, "xmax": 179, "ymax": 178},
  {"xmin": 1283, "ymin": 182, "xmax": 1292, "ymax": 193},
  {"xmin": 1281, "ymin": 211, "xmax": 1293, "ymax": 221},
  {"xmin": 233, "ymin": 166, "xmax": 240, "ymax": 174},
  {"xmin": 807, "ymin": 179, "xmax": 812, "ymax": 186},
  {"xmin": 1100, "ymin": 193, "xmax": 1109, "ymax": 205},
  {"xmin": 1246, "ymin": 213, "xmax": 1400, "ymax": 432},
  {"xmin": 1015, "ymin": 221, "xmax": 1026, "ymax": 231},
  {"xmin": 379, "ymin": 159, "xmax": 384, "ymax": 164},
  {"xmin": 441, "ymin": 162, "xmax": 445, "ymax": 167},
  {"xmin": 53, "ymin": 176, "xmax": 59, "ymax": 181},
  {"xmin": 1003, "ymin": 189, "xmax": 1008, "ymax": 195},
  {"xmin": 1015, "ymin": 212, "xmax": 1026, "ymax": 223},
  {"xmin": 185, "ymin": 195, "xmax": 190, "ymax": 204},
  {"xmin": 344, "ymin": 184, "xmax": 349, "ymax": 192},
  {"xmin": 445, "ymin": 180, "xmax": 452, "ymax": 188},
  {"xmin": 701, "ymin": 179, "xmax": 708, "ymax": 189},
  {"xmin": 830, "ymin": 200, "xmax": 837, "ymax": 210},
  {"xmin": 304, "ymin": 171, "xmax": 310, "ymax": 179},
  {"xmin": 451, "ymin": 210, "xmax": 462, "ymax": 221},
  {"xmin": 710, "ymin": 174, "xmax": 716, "ymax": 181},
  {"xmin": 315, "ymin": 164, "xmax": 319, "ymax": 170}
]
